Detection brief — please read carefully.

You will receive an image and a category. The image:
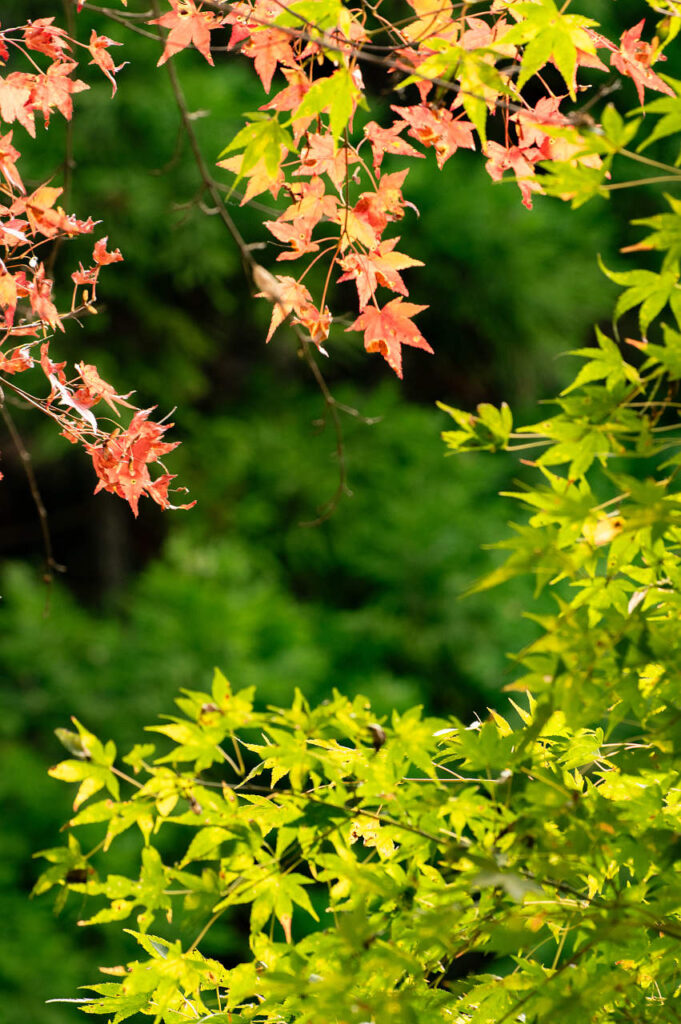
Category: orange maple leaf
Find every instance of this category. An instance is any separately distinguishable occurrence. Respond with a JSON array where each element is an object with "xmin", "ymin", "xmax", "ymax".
[
  {"xmin": 88, "ymin": 31, "xmax": 128, "ymax": 97},
  {"xmin": 242, "ymin": 27, "xmax": 294, "ymax": 93},
  {"xmin": 278, "ymin": 177, "xmax": 338, "ymax": 228},
  {"xmin": 0, "ymin": 346, "xmax": 34, "ymax": 374},
  {"xmin": 590, "ymin": 21, "xmax": 674, "ymax": 105},
  {"xmin": 93, "ymin": 236, "xmax": 123, "ymax": 265},
  {"xmin": 0, "ymin": 73, "xmax": 36, "ymax": 137},
  {"xmin": 0, "ymin": 130, "xmax": 23, "ymax": 192},
  {"xmin": 23, "ymin": 18, "xmax": 71, "ymax": 61},
  {"xmin": 348, "ymin": 297, "xmax": 431, "ymax": 378},
  {"xmin": 391, "ymin": 104, "xmax": 475, "ymax": 169},
  {"xmin": 30, "ymin": 63, "xmax": 89, "ymax": 125},
  {"xmin": 73, "ymin": 362, "xmax": 135, "ymax": 414},
  {"xmin": 338, "ymin": 238, "xmax": 423, "ymax": 309},
  {"xmin": 363, "ymin": 121, "xmax": 424, "ymax": 173},
  {"xmin": 295, "ymin": 133, "xmax": 357, "ymax": 189},
  {"xmin": 150, "ymin": 0, "xmax": 219, "ymax": 67},
  {"xmin": 86, "ymin": 409, "xmax": 194, "ymax": 516},
  {"xmin": 0, "ymin": 265, "xmax": 18, "ymax": 327},
  {"xmin": 13, "ymin": 185, "xmax": 94, "ymax": 239},
  {"xmin": 264, "ymin": 215, "xmax": 321, "ymax": 261}
]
